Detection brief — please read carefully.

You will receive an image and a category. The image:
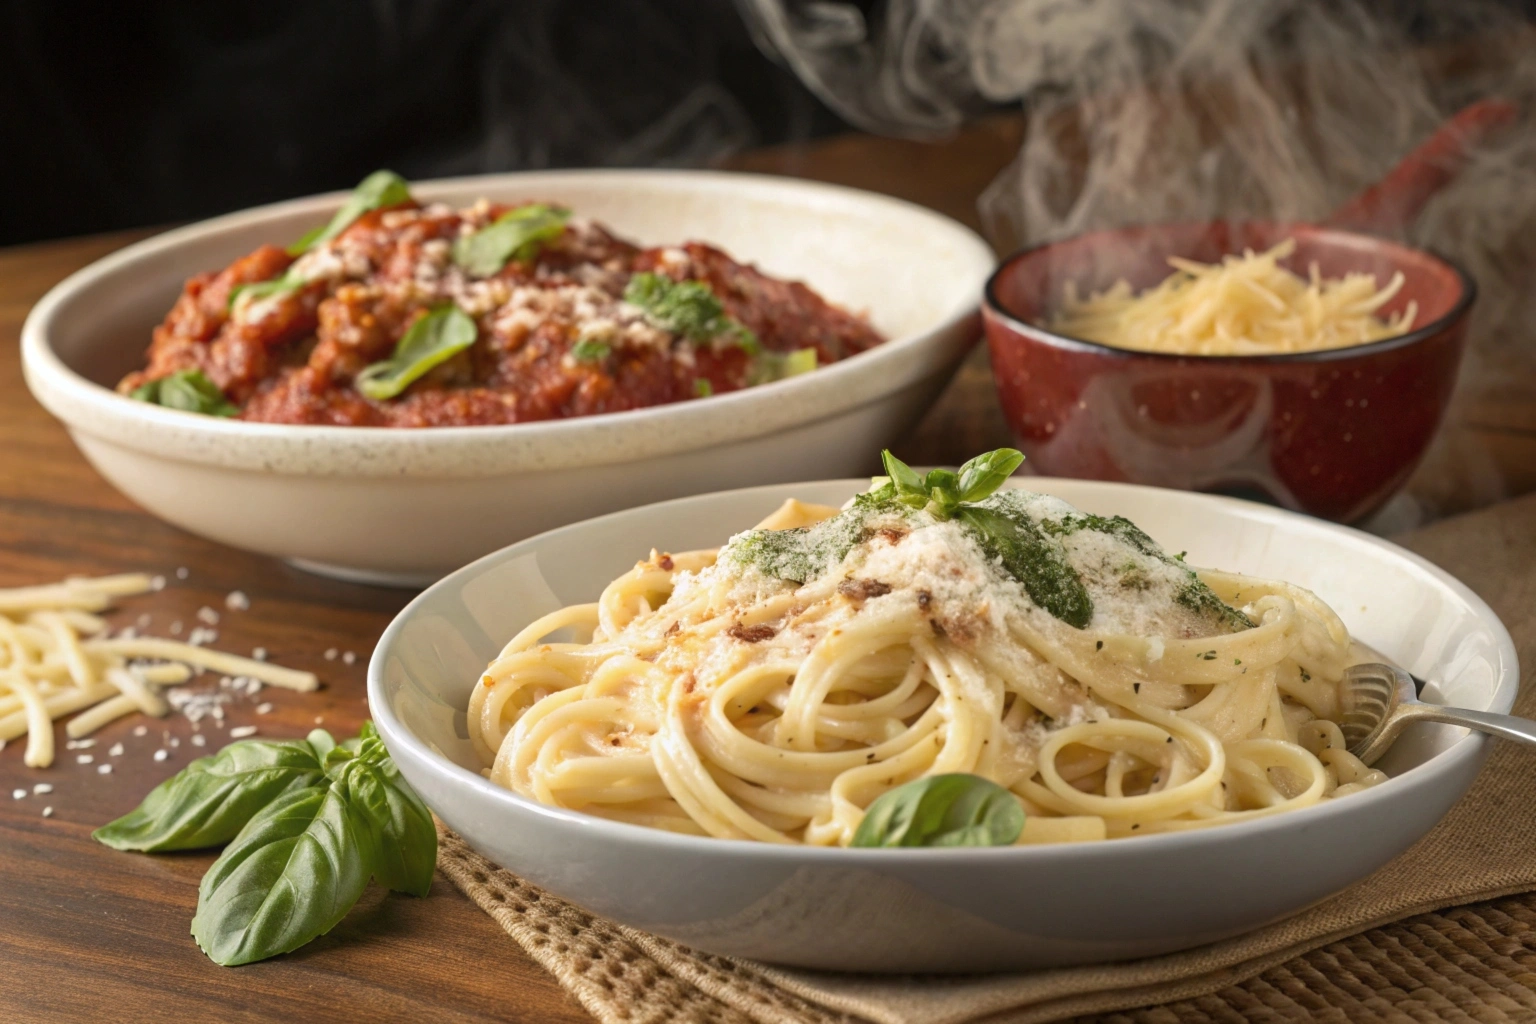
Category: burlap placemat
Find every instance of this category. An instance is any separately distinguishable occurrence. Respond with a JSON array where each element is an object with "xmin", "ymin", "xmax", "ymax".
[{"xmin": 438, "ymin": 493, "xmax": 1536, "ymax": 1024}]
